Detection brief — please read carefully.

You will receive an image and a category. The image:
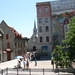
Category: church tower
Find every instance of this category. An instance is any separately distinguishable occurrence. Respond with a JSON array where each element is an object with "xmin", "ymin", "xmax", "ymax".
[
  {"xmin": 27, "ymin": 20, "xmax": 38, "ymax": 52},
  {"xmin": 33, "ymin": 20, "xmax": 37, "ymax": 36}
]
